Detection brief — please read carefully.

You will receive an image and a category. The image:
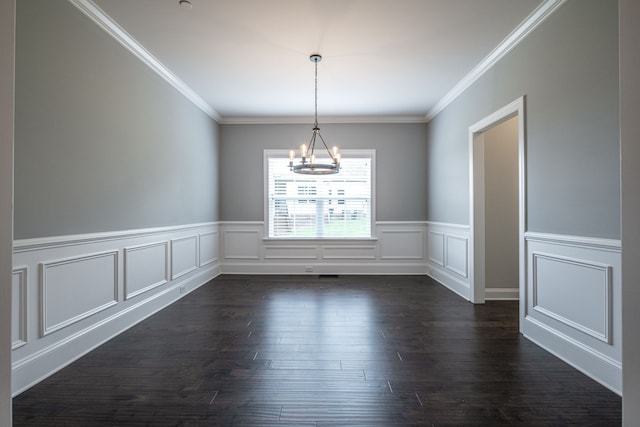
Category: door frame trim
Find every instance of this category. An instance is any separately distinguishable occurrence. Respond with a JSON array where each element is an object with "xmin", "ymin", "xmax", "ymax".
[{"xmin": 468, "ymin": 96, "xmax": 526, "ymax": 318}]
